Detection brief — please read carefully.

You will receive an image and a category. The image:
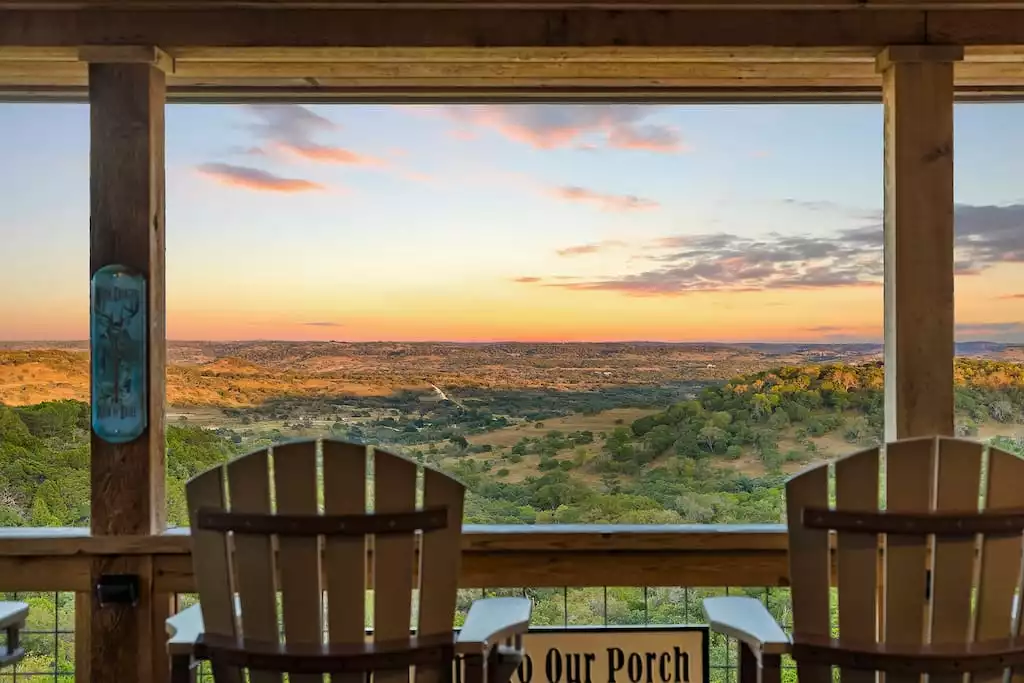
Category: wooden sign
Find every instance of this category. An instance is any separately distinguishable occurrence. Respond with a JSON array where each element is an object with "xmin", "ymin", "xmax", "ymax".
[
  {"xmin": 512, "ymin": 627, "xmax": 709, "ymax": 683},
  {"xmin": 90, "ymin": 265, "xmax": 148, "ymax": 444}
]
